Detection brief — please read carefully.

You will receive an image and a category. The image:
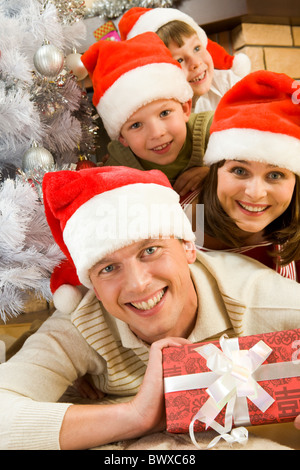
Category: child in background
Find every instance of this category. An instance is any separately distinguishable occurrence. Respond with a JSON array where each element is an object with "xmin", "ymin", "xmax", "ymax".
[
  {"xmin": 81, "ymin": 32, "xmax": 214, "ymax": 197},
  {"xmin": 118, "ymin": 7, "xmax": 251, "ymax": 112}
]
